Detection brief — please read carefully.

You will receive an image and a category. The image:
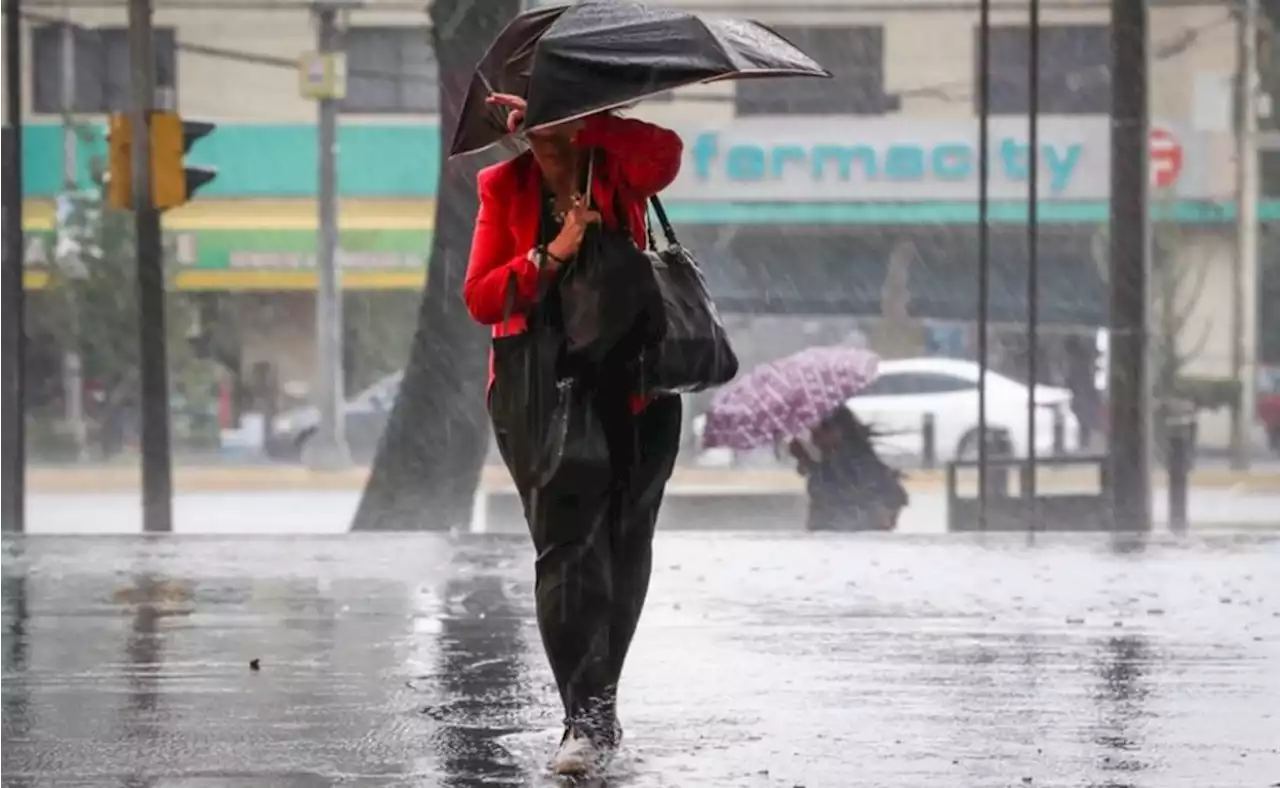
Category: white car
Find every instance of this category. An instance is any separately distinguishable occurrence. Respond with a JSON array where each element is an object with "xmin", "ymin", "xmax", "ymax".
[
  {"xmin": 268, "ymin": 371, "xmax": 403, "ymax": 462},
  {"xmin": 846, "ymin": 357, "xmax": 1080, "ymax": 460}
]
